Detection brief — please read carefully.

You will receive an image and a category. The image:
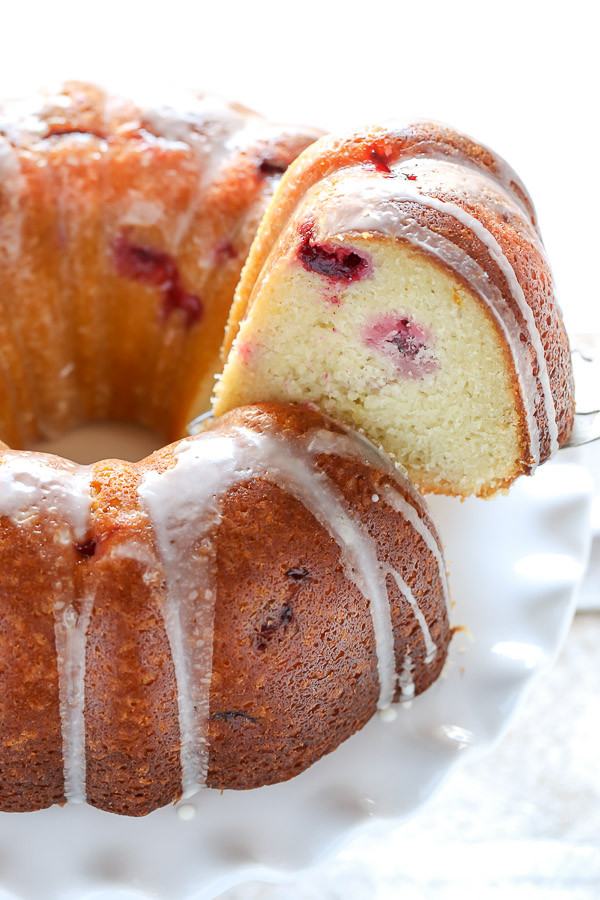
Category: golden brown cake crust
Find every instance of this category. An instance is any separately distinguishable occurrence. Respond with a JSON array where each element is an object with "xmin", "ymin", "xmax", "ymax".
[
  {"xmin": 83, "ymin": 459, "xmax": 182, "ymax": 816},
  {"xmin": 206, "ymin": 404, "xmax": 449, "ymax": 791},
  {"xmin": 0, "ymin": 403, "xmax": 450, "ymax": 816},
  {"xmin": 0, "ymin": 517, "xmax": 67, "ymax": 811}
]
